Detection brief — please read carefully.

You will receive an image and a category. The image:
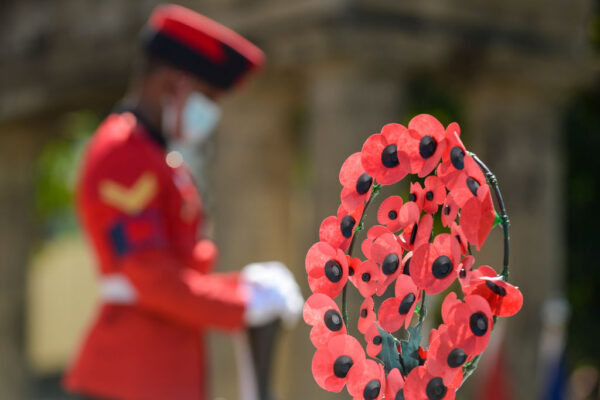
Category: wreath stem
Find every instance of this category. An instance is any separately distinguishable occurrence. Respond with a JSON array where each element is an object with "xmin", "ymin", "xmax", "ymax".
[
  {"xmin": 467, "ymin": 152, "xmax": 510, "ymax": 281},
  {"xmin": 461, "ymin": 152, "xmax": 511, "ymax": 385},
  {"xmin": 341, "ymin": 183, "xmax": 382, "ymax": 326}
]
